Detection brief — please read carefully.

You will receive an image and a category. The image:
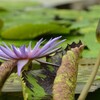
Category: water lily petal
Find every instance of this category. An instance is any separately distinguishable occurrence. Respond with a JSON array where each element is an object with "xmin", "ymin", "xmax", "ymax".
[
  {"xmin": 32, "ymin": 38, "xmax": 43, "ymax": 51},
  {"xmin": 0, "ymin": 46, "xmax": 17, "ymax": 58},
  {"xmin": 37, "ymin": 36, "xmax": 62, "ymax": 55},
  {"xmin": 43, "ymin": 36, "xmax": 61, "ymax": 49},
  {"xmin": 0, "ymin": 37, "xmax": 65, "ymax": 61},
  {"xmin": 12, "ymin": 45, "xmax": 22, "ymax": 58},
  {"xmin": 2, "ymin": 42, "xmax": 12, "ymax": 52},
  {"xmin": 2, "ymin": 42, "xmax": 18, "ymax": 58},
  {"xmin": 28, "ymin": 38, "xmax": 43, "ymax": 58},
  {"xmin": 0, "ymin": 50, "xmax": 11, "ymax": 59},
  {"xmin": 40, "ymin": 39, "xmax": 66, "ymax": 55},
  {"xmin": 17, "ymin": 59, "xmax": 29, "ymax": 76},
  {"xmin": 20, "ymin": 45, "xmax": 27, "ymax": 58},
  {"xmin": 38, "ymin": 47, "xmax": 61, "ymax": 58},
  {"xmin": 27, "ymin": 41, "xmax": 32, "ymax": 52}
]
